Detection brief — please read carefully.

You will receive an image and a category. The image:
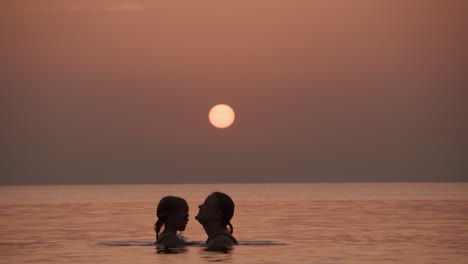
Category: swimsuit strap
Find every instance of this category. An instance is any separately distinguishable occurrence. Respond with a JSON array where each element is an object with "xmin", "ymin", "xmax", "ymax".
[{"xmin": 207, "ymin": 233, "xmax": 239, "ymax": 245}]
